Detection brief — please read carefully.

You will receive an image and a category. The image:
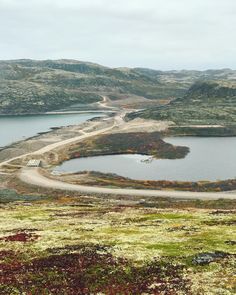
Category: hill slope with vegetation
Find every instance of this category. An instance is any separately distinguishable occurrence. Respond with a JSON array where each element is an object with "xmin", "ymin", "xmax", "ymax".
[
  {"xmin": 128, "ymin": 80, "xmax": 236, "ymax": 135},
  {"xmin": 1, "ymin": 59, "xmax": 236, "ymax": 114}
]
